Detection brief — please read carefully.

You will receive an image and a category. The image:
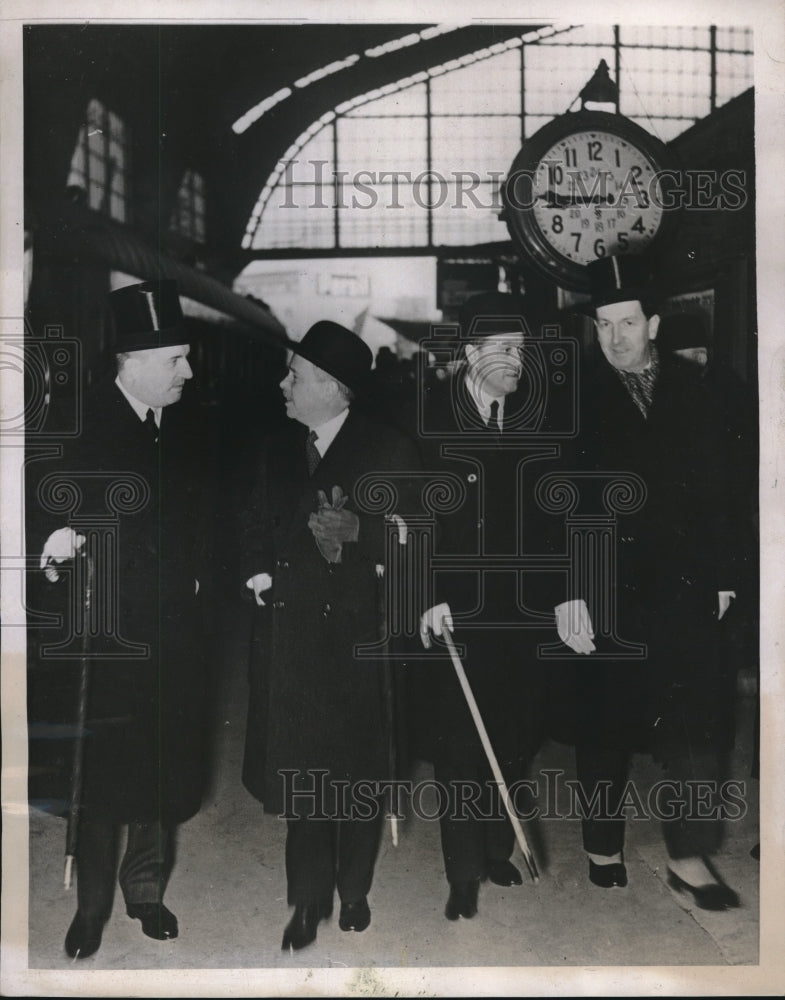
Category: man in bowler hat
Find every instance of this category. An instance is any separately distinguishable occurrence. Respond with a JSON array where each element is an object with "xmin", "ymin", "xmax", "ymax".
[
  {"xmin": 553, "ymin": 255, "xmax": 742, "ymax": 908},
  {"xmin": 35, "ymin": 279, "xmax": 211, "ymax": 957},
  {"xmin": 240, "ymin": 320, "xmax": 421, "ymax": 951}
]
